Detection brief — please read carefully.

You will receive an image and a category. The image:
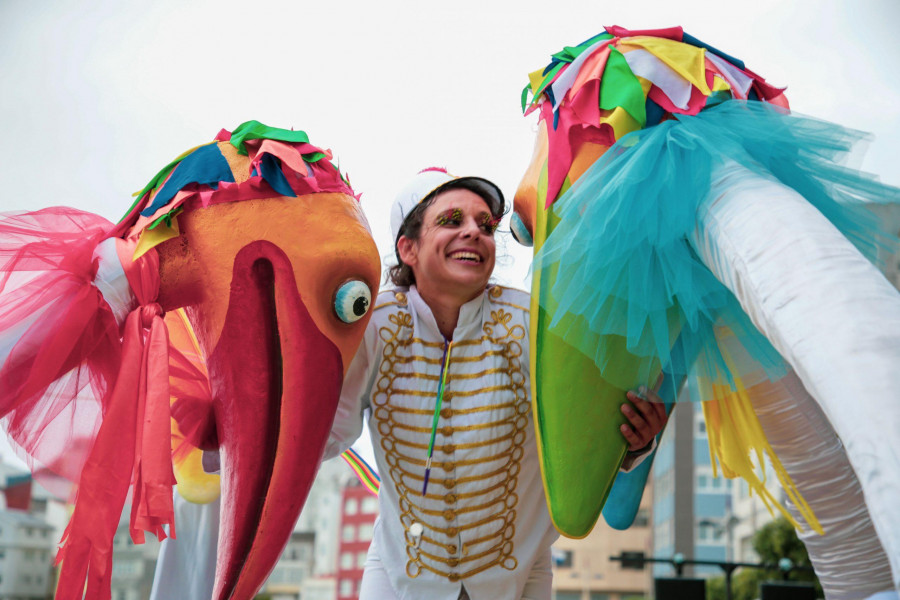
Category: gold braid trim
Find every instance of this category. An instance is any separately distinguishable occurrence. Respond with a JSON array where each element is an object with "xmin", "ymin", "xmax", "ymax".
[{"xmin": 375, "ymin": 301, "xmax": 528, "ymax": 581}]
